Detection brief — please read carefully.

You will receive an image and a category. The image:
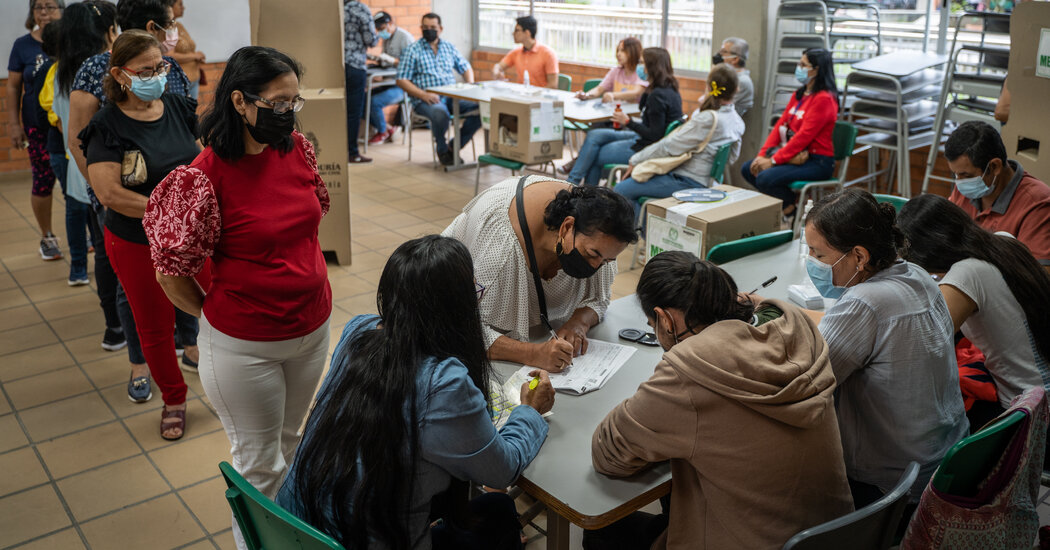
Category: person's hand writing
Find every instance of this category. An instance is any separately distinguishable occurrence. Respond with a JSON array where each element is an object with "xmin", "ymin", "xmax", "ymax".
[
  {"xmin": 422, "ymin": 92, "xmax": 441, "ymax": 105},
  {"xmin": 611, "ymin": 109, "xmax": 630, "ymax": 127},
  {"xmin": 556, "ymin": 320, "xmax": 590, "ymax": 357},
  {"xmin": 575, "ymin": 91, "xmax": 590, "ymax": 100},
  {"xmin": 519, "ymin": 370, "xmax": 555, "ymax": 415},
  {"xmin": 531, "ymin": 338, "xmax": 574, "ymax": 373}
]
